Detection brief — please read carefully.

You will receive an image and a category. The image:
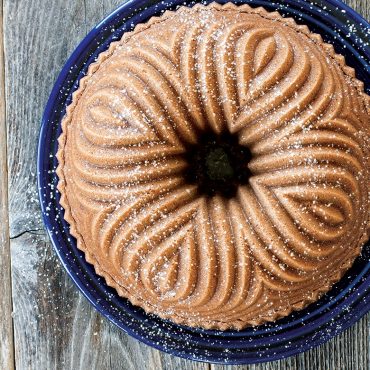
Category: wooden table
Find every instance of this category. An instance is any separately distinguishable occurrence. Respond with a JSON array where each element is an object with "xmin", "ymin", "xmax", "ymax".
[{"xmin": 0, "ymin": 1, "xmax": 369, "ymax": 369}]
